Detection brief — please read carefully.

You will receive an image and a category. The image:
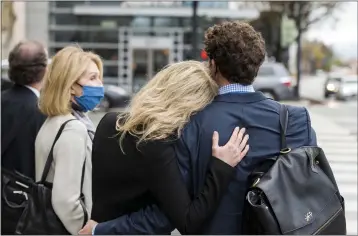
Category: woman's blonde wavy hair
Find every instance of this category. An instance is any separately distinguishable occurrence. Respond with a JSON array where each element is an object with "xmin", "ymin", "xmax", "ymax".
[
  {"xmin": 39, "ymin": 45, "xmax": 103, "ymax": 116},
  {"xmin": 117, "ymin": 60, "xmax": 218, "ymax": 149}
]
